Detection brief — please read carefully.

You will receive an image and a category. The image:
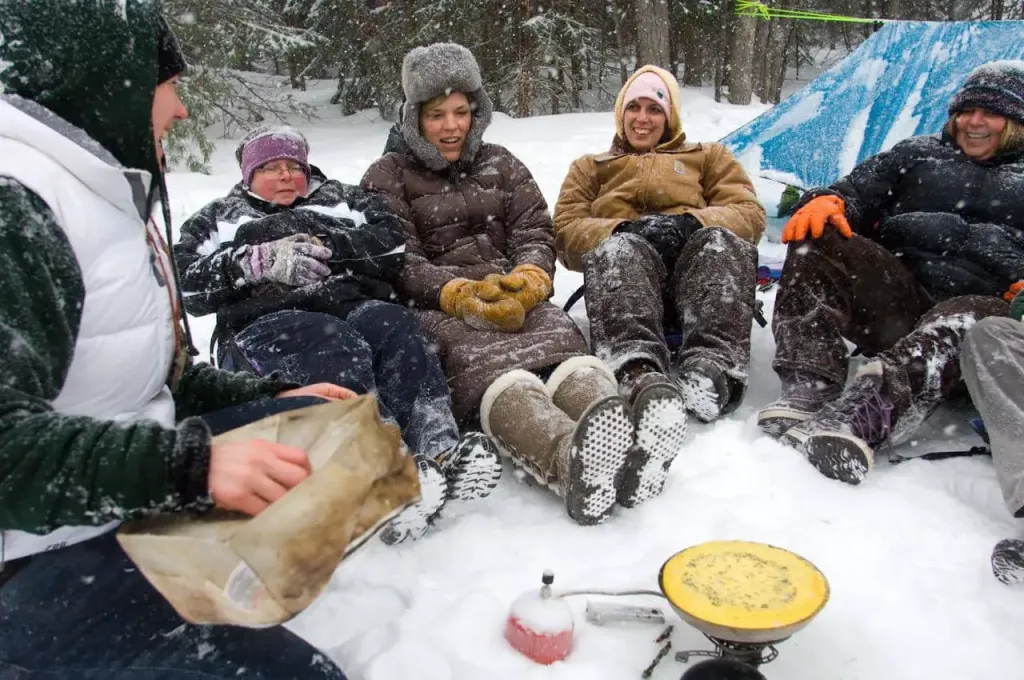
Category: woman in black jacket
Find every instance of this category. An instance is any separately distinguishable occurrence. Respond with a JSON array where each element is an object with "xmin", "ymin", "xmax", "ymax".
[
  {"xmin": 758, "ymin": 61, "xmax": 1024, "ymax": 485},
  {"xmin": 174, "ymin": 126, "xmax": 502, "ymax": 543}
]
